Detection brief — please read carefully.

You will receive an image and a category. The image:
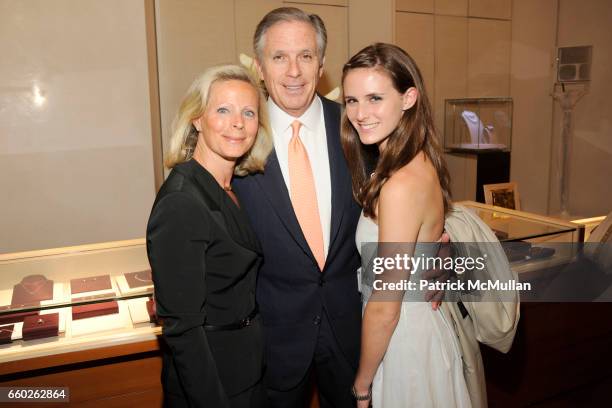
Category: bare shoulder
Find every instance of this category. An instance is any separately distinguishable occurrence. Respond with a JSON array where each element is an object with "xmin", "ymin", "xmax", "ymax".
[
  {"xmin": 378, "ymin": 153, "xmax": 444, "ymax": 241},
  {"xmin": 380, "ymin": 153, "xmax": 438, "ymax": 207}
]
